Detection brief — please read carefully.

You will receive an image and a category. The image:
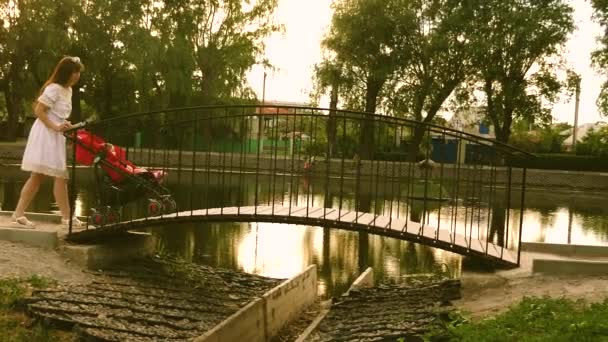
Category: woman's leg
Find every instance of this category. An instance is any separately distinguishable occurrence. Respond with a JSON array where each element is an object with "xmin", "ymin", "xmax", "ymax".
[
  {"xmin": 13, "ymin": 172, "xmax": 45, "ymax": 217},
  {"xmin": 53, "ymin": 177, "xmax": 71, "ymax": 220}
]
